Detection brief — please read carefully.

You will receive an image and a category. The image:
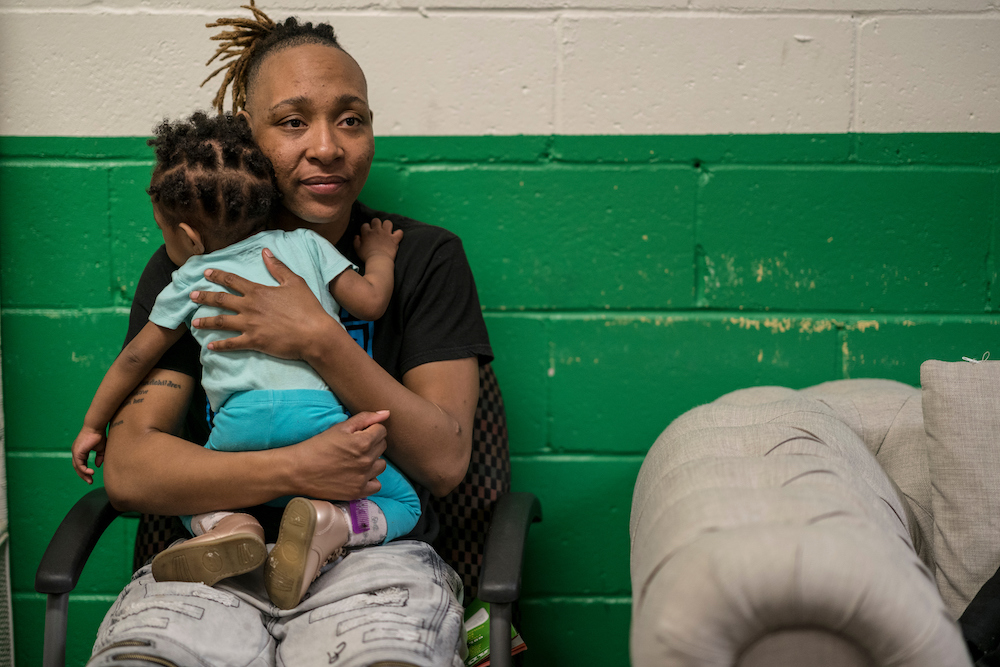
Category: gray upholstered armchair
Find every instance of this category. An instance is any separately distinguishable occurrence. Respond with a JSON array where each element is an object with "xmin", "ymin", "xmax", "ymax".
[{"xmin": 631, "ymin": 363, "xmax": 1000, "ymax": 666}]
